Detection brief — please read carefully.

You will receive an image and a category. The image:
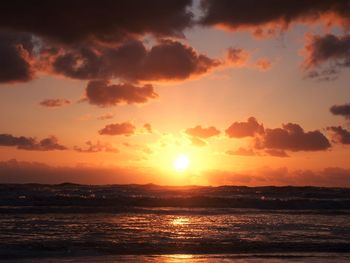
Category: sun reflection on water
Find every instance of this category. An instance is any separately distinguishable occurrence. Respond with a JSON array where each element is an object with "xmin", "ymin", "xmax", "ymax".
[
  {"xmin": 161, "ymin": 254, "xmax": 194, "ymax": 262},
  {"xmin": 171, "ymin": 217, "xmax": 190, "ymax": 226}
]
